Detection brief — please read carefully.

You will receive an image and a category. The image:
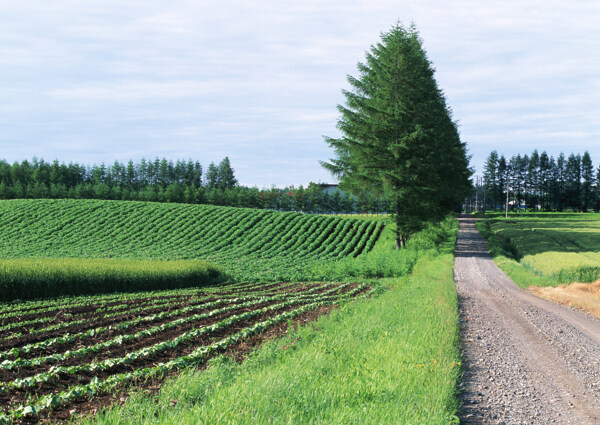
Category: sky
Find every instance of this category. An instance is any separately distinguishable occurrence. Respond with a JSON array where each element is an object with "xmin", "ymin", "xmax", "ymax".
[{"xmin": 1, "ymin": 1, "xmax": 599, "ymax": 187}]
